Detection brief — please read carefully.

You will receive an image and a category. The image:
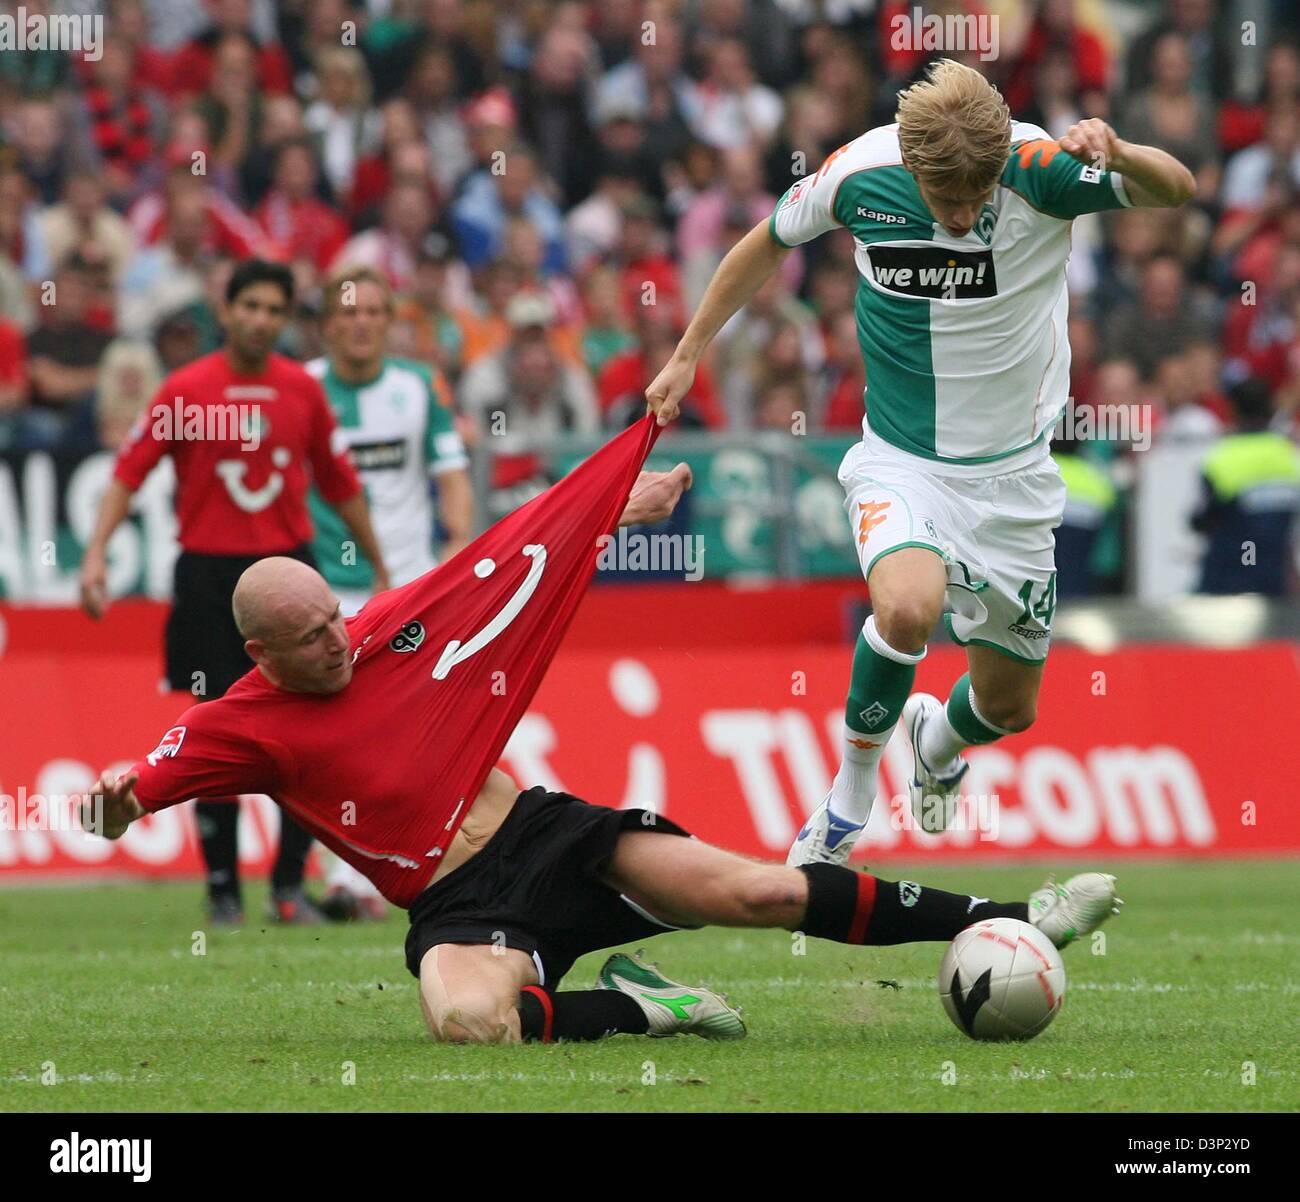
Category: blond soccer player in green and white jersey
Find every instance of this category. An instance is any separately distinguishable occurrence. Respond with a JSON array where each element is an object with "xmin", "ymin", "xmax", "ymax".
[
  {"xmin": 307, "ymin": 266, "xmax": 474, "ymax": 919},
  {"xmin": 646, "ymin": 60, "xmax": 1192, "ymax": 910},
  {"xmin": 307, "ymin": 267, "xmax": 473, "ymax": 618}
]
